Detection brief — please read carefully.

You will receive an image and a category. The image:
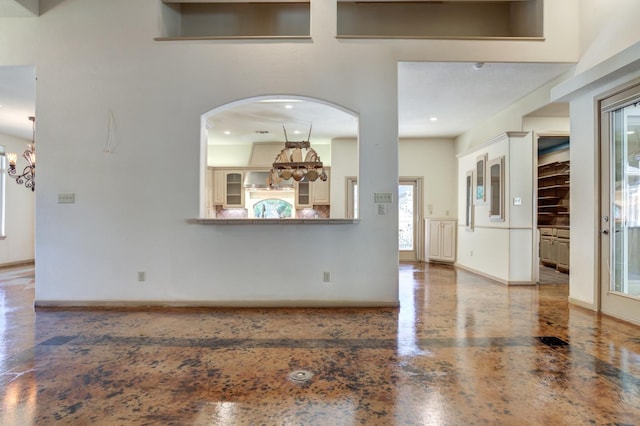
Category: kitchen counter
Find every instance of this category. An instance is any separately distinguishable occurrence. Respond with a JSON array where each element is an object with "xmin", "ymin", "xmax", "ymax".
[{"xmin": 187, "ymin": 218, "xmax": 359, "ymax": 225}]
